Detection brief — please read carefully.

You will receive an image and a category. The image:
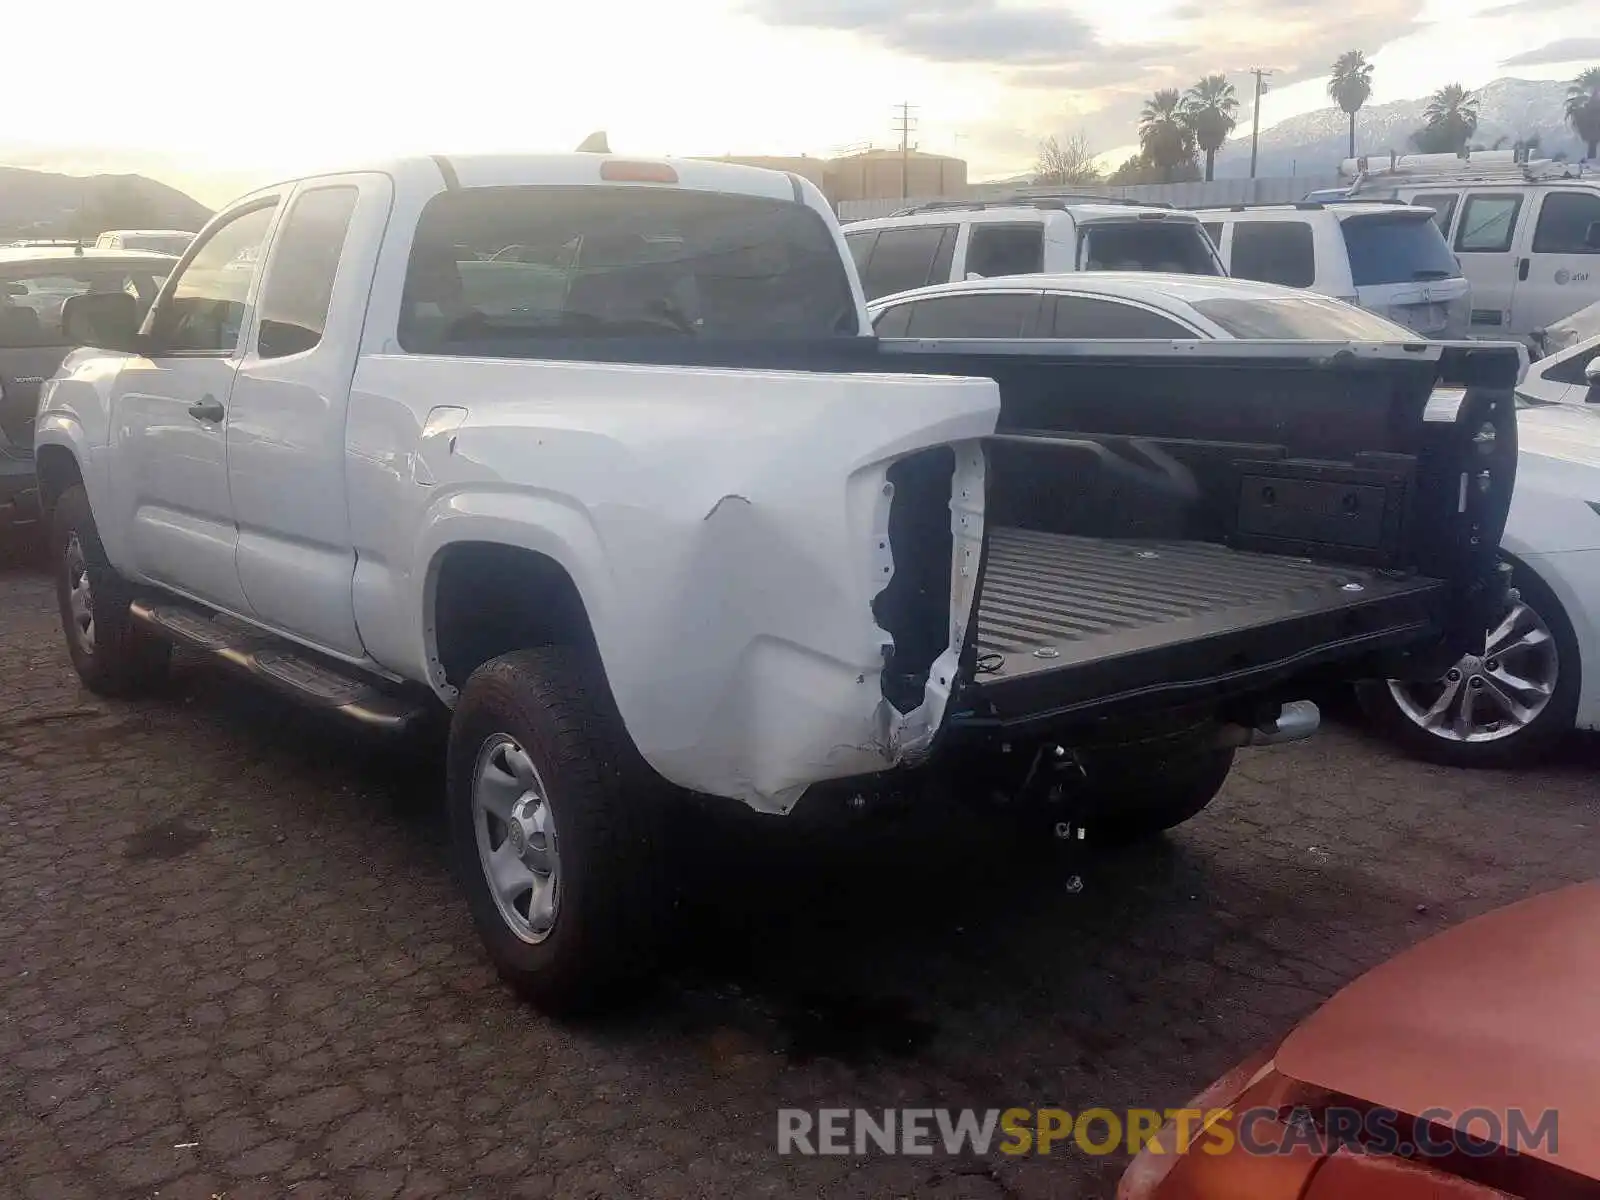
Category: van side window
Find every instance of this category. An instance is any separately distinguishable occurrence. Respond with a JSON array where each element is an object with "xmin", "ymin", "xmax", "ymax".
[
  {"xmin": 1228, "ymin": 222, "xmax": 1315, "ymax": 288},
  {"xmin": 1456, "ymin": 195, "xmax": 1522, "ymax": 253},
  {"xmin": 1532, "ymin": 192, "xmax": 1600, "ymax": 255},
  {"xmin": 1410, "ymin": 193, "xmax": 1459, "ymax": 235},
  {"xmin": 965, "ymin": 224, "xmax": 1044, "ymax": 278},
  {"xmin": 858, "ymin": 225, "xmax": 957, "ymax": 300}
]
